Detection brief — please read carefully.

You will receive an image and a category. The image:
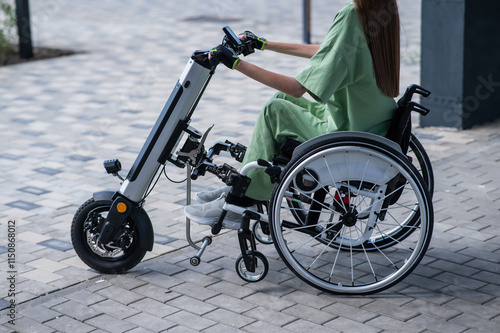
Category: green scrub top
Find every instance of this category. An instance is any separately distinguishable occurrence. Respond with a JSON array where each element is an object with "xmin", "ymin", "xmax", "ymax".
[
  {"xmin": 241, "ymin": 1, "xmax": 398, "ymax": 201},
  {"xmin": 295, "ymin": 1, "xmax": 397, "ymax": 136}
]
